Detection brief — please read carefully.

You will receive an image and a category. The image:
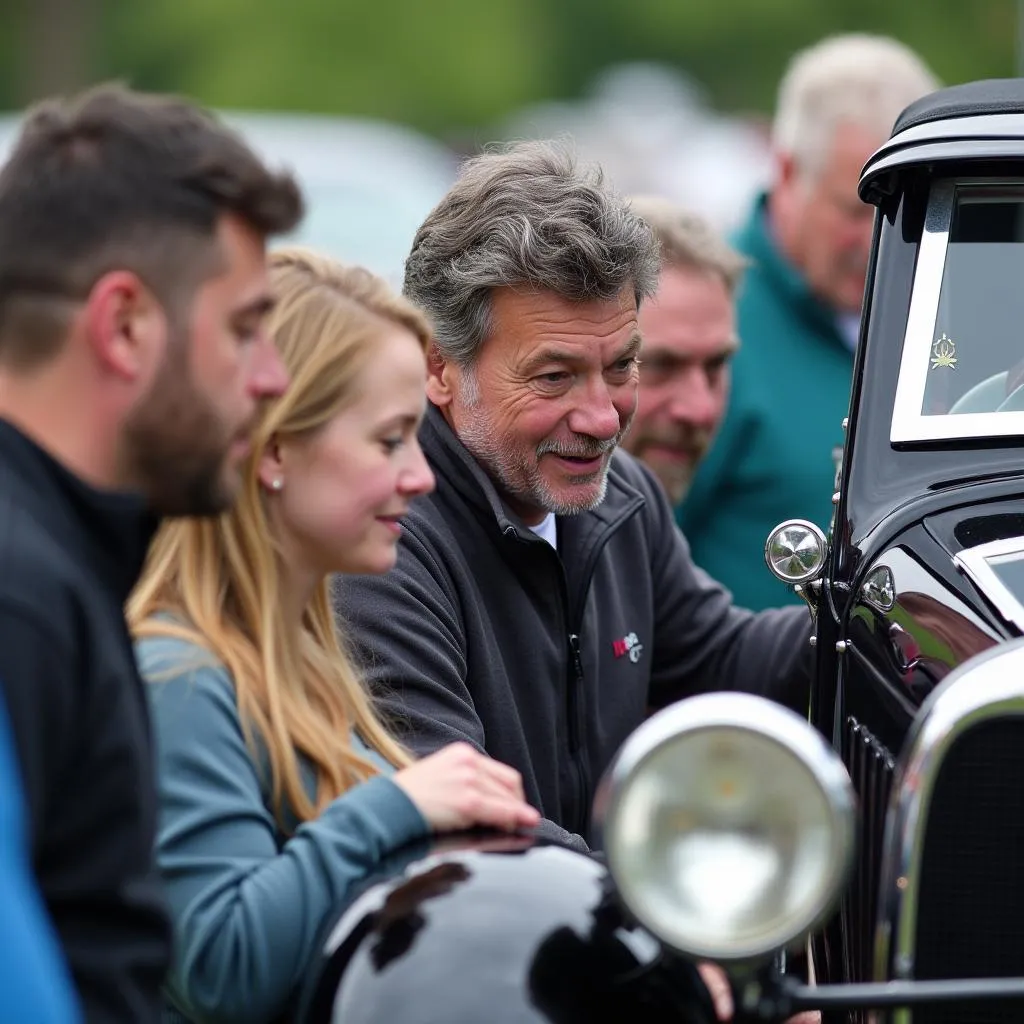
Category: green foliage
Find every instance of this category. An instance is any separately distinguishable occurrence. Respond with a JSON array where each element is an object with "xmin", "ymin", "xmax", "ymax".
[
  {"xmin": 6, "ymin": 0, "xmax": 1021, "ymax": 137},
  {"xmin": 97, "ymin": 0, "xmax": 557, "ymax": 133}
]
